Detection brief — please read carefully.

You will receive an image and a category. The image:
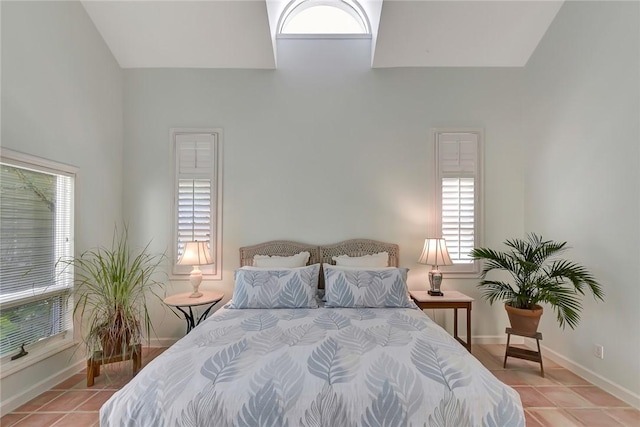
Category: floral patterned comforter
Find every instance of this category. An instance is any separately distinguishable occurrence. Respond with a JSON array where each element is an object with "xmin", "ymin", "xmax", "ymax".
[{"xmin": 100, "ymin": 305, "xmax": 524, "ymax": 426}]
